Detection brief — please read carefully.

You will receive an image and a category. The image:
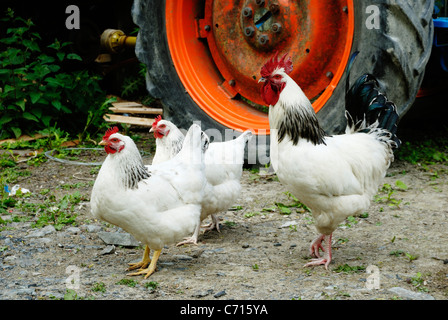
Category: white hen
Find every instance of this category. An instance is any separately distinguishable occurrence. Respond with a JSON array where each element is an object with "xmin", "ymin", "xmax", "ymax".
[
  {"xmin": 90, "ymin": 124, "xmax": 209, "ymax": 278},
  {"xmin": 150, "ymin": 116, "xmax": 253, "ymax": 245},
  {"xmin": 259, "ymin": 52, "xmax": 400, "ymax": 269}
]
